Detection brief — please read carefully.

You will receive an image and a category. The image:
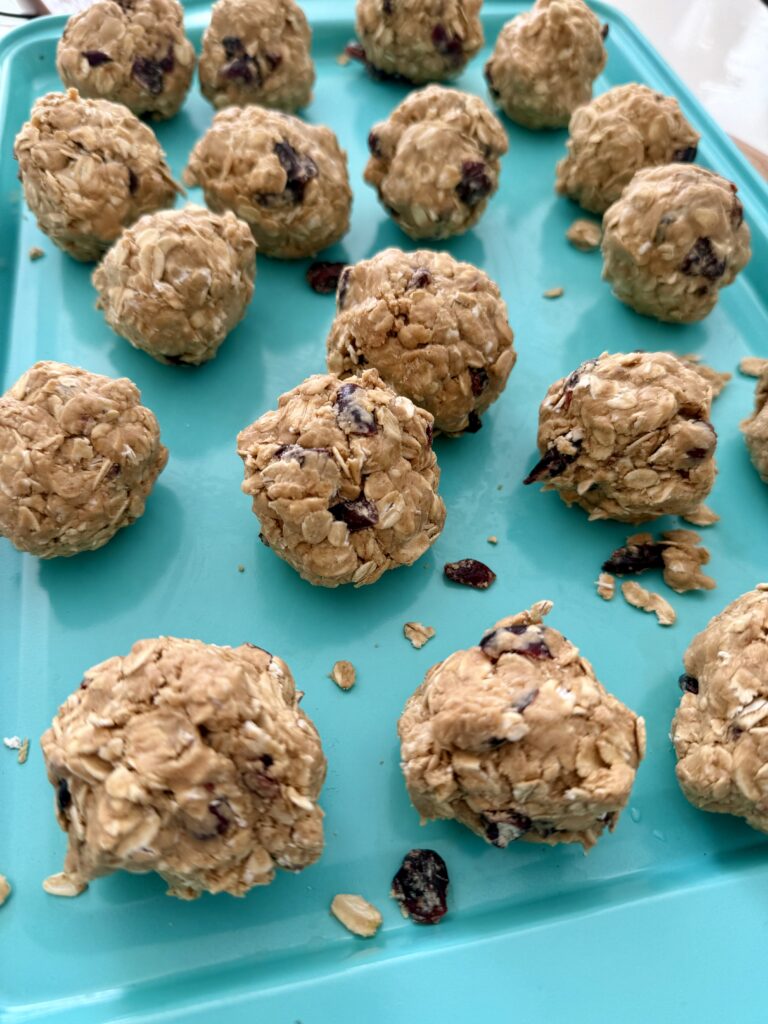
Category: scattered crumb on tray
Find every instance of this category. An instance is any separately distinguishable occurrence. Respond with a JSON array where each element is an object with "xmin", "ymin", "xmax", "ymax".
[
  {"xmin": 17, "ymin": 738, "xmax": 29, "ymax": 765},
  {"xmin": 660, "ymin": 529, "xmax": 715, "ymax": 593},
  {"xmin": 566, "ymin": 219, "xmax": 601, "ymax": 251},
  {"xmin": 621, "ymin": 581, "xmax": 676, "ymax": 626},
  {"xmin": 42, "ymin": 872, "xmax": 87, "ymax": 898},
  {"xmin": 0, "ymin": 874, "xmax": 10, "ymax": 907},
  {"xmin": 543, "ymin": 287, "xmax": 564, "ymax": 299},
  {"xmin": 681, "ymin": 504, "xmax": 719, "ymax": 527},
  {"xmin": 337, "ymin": 50, "xmax": 351, "ymax": 65},
  {"xmin": 330, "ymin": 893, "xmax": 382, "ymax": 937},
  {"xmin": 487, "ymin": 535, "xmax": 498, "ymax": 545},
  {"xmin": 237, "ymin": 564, "xmax": 245, "ymax": 573},
  {"xmin": 596, "ymin": 572, "xmax": 615, "ymax": 600},
  {"xmin": 739, "ymin": 356, "xmax": 768, "ymax": 378},
  {"xmin": 3, "ymin": 736, "xmax": 22, "ymax": 750},
  {"xmin": 404, "ymin": 622, "xmax": 435, "ymax": 649},
  {"xmin": 329, "ymin": 660, "xmax": 356, "ymax": 690},
  {"xmin": 28, "ymin": 246, "xmax": 45, "ymax": 261}
]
